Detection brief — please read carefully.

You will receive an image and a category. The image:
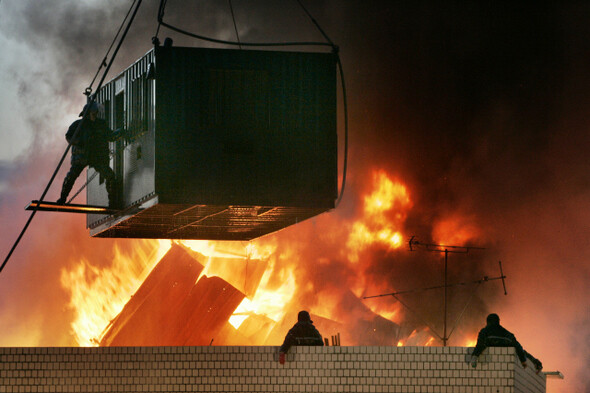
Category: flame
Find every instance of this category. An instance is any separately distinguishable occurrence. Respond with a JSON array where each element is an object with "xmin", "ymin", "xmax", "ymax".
[
  {"xmin": 229, "ymin": 267, "xmax": 296, "ymax": 329},
  {"xmin": 176, "ymin": 239, "xmax": 297, "ymax": 332},
  {"xmin": 60, "ymin": 239, "xmax": 170, "ymax": 346},
  {"xmin": 396, "ymin": 328, "xmax": 437, "ymax": 347},
  {"xmin": 180, "ymin": 239, "xmax": 297, "ymax": 329},
  {"xmin": 60, "ymin": 168, "xmax": 483, "ymax": 349},
  {"xmin": 374, "ymin": 308, "xmax": 400, "ymax": 323},
  {"xmin": 463, "ymin": 336, "xmax": 477, "ymax": 348},
  {"xmin": 363, "ymin": 171, "xmax": 411, "ymax": 217},
  {"xmin": 346, "ymin": 170, "xmax": 411, "ymax": 262},
  {"xmin": 228, "ymin": 239, "xmax": 297, "ymax": 330},
  {"xmin": 433, "ymin": 214, "xmax": 481, "ymax": 246}
]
